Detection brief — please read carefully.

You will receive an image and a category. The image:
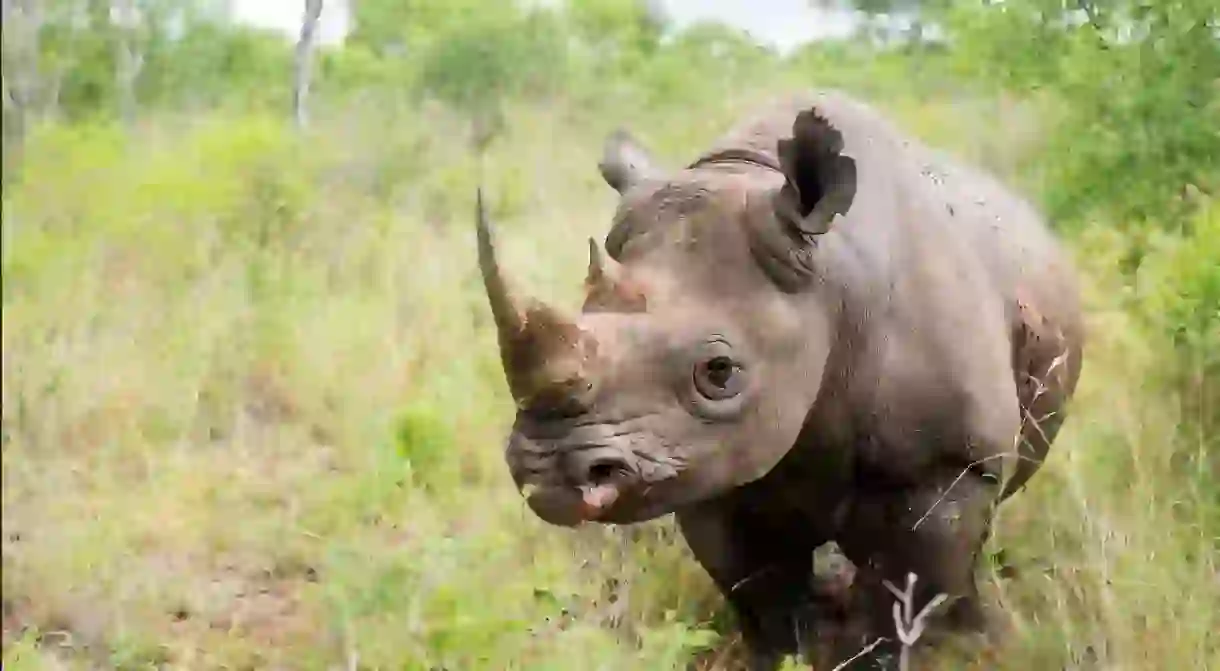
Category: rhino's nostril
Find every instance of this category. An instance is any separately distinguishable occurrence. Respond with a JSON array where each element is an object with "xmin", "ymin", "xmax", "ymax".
[
  {"xmin": 563, "ymin": 448, "xmax": 633, "ymax": 489},
  {"xmin": 586, "ymin": 457, "xmax": 628, "ymax": 485}
]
